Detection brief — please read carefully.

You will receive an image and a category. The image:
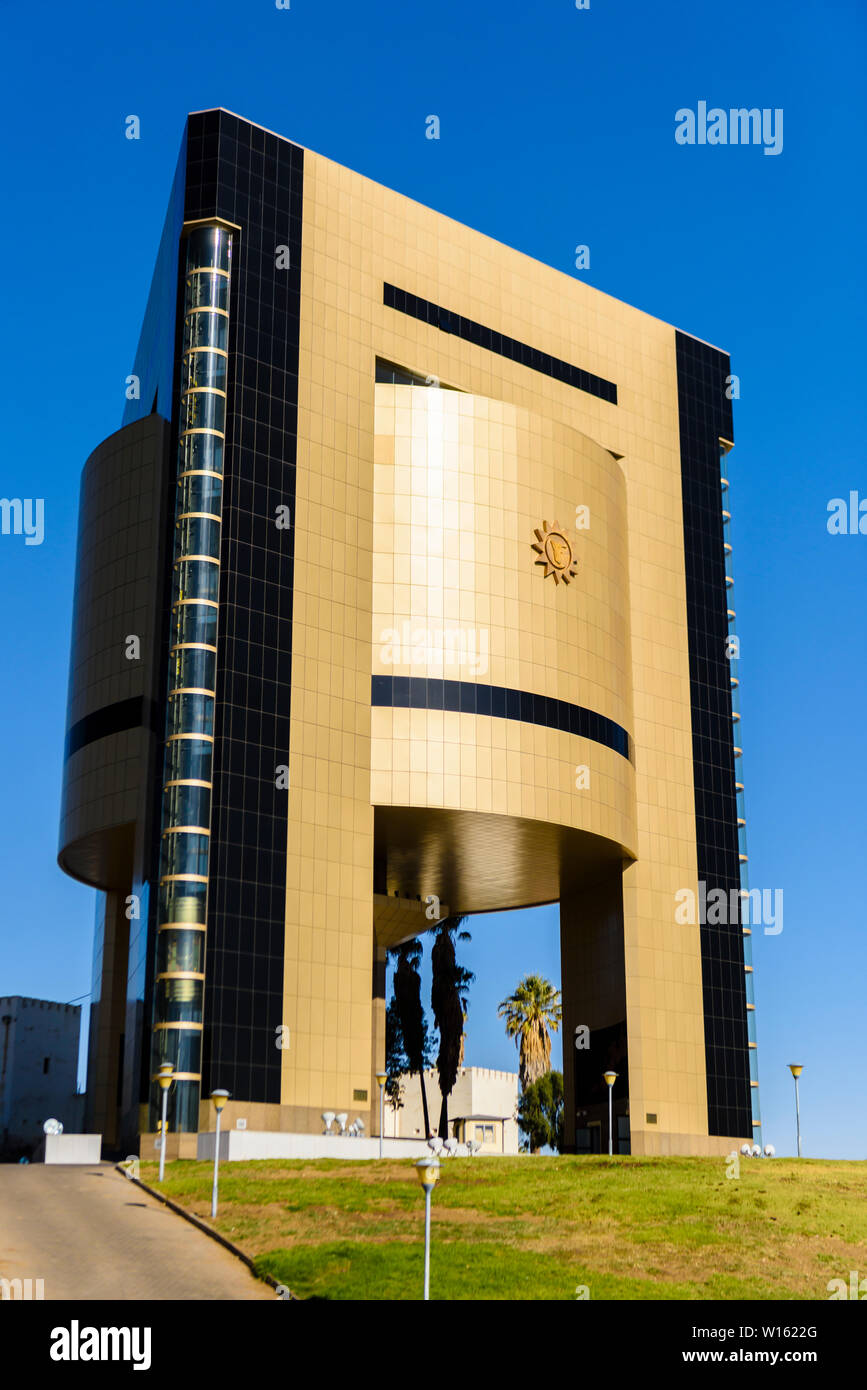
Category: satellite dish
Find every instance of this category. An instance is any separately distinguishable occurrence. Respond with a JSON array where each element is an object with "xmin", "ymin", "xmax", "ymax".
[
  {"xmin": 355, "ymin": 1118, "xmax": 365, "ymax": 1133},
  {"xmin": 763, "ymin": 1144, "xmax": 775, "ymax": 1158},
  {"xmin": 740, "ymin": 1143, "xmax": 752, "ymax": 1156},
  {"xmin": 321, "ymin": 1111, "xmax": 335, "ymax": 1134},
  {"xmin": 43, "ymin": 1118, "xmax": 63, "ymax": 1136},
  {"xmin": 751, "ymin": 1144, "xmax": 762, "ymax": 1158}
]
